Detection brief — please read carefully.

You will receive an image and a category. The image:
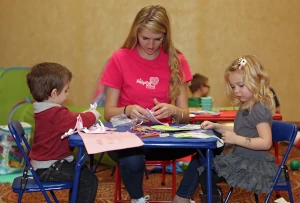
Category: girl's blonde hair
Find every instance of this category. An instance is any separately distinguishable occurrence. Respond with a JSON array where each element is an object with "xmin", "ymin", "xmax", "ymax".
[
  {"xmin": 224, "ymin": 55, "xmax": 275, "ymax": 114},
  {"xmin": 121, "ymin": 5, "xmax": 183, "ymax": 101}
]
